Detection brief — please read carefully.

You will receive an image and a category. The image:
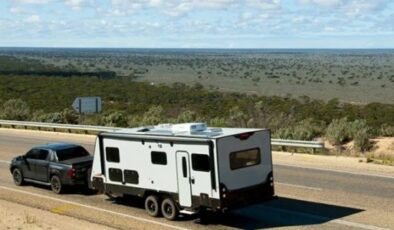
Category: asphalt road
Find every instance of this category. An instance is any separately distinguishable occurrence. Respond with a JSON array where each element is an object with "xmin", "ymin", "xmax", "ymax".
[{"xmin": 0, "ymin": 129, "xmax": 393, "ymax": 230}]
